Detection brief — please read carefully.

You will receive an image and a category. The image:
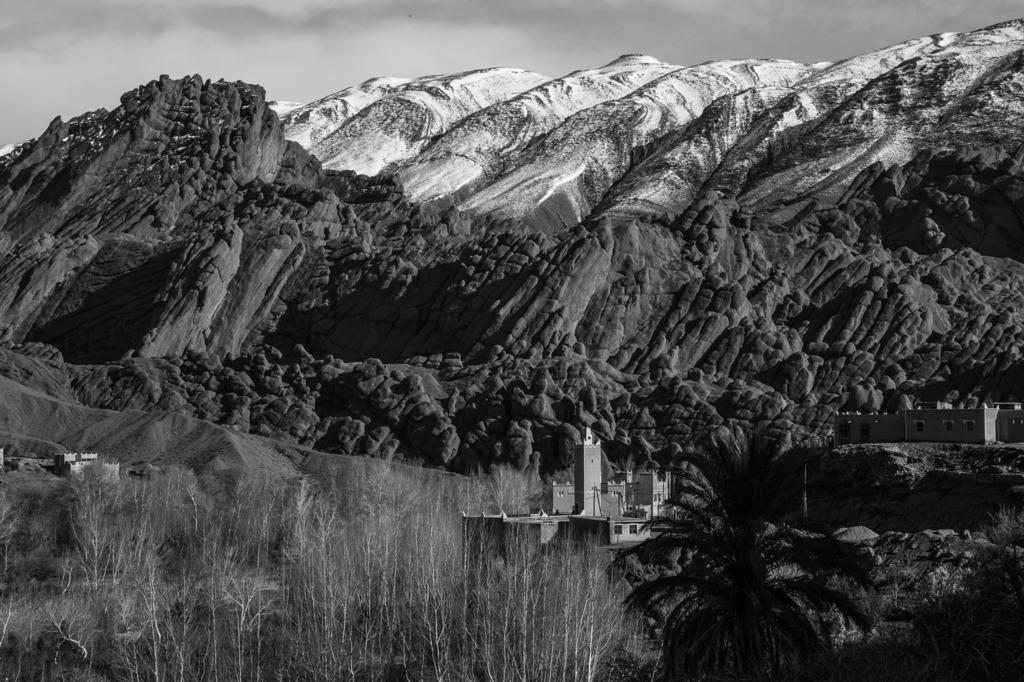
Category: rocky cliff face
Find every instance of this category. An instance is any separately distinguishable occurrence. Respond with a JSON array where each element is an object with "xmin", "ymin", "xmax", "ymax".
[{"xmin": 3, "ymin": 22, "xmax": 1024, "ymax": 477}]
